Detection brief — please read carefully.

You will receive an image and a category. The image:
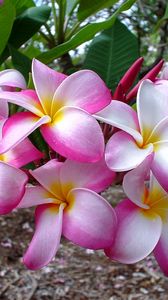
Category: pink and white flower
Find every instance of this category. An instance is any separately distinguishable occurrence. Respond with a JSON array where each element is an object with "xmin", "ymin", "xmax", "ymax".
[
  {"xmin": 0, "ymin": 59, "xmax": 111, "ymax": 162},
  {"xmin": 105, "ymin": 155, "xmax": 168, "ymax": 276},
  {"xmin": 0, "ymin": 69, "xmax": 43, "ymax": 214},
  {"xmin": 18, "ymin": 158, "xmax": 117, "ymax": 270},
  {"xmin": 0, "ymin": 68, "xmax": 26, "ymax": 118},
  {"xmin": 96, "ymin": 79, "xmax": 168, "ymax": 192}
]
